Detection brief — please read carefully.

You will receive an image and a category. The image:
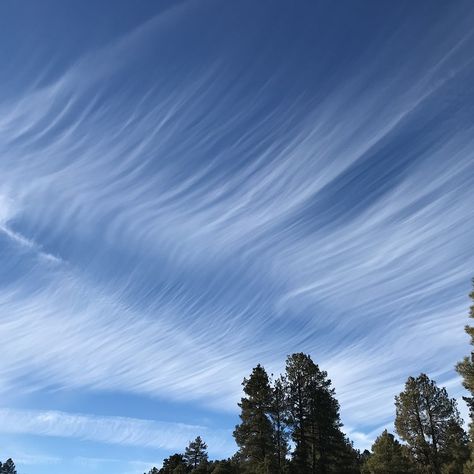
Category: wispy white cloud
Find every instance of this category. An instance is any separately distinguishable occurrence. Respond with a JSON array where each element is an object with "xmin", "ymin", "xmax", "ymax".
[
  {"xmin": 9, "ymin": 452, "xmax": 60, "ymax": 466},
  {"xmin": 0, "ymin": 408, "xmax": 234, "ymax": 456},
  {"xmin": 0, "ymin": 224, "xmax": 62, "ymax": 263}
]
